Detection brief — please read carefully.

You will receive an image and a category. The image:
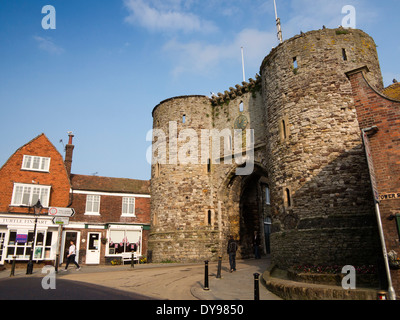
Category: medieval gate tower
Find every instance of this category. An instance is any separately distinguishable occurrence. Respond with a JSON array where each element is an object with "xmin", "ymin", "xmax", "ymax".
[{"xmin": 149, "ymin": 28, "xmax": 384, "ymax": 269}]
